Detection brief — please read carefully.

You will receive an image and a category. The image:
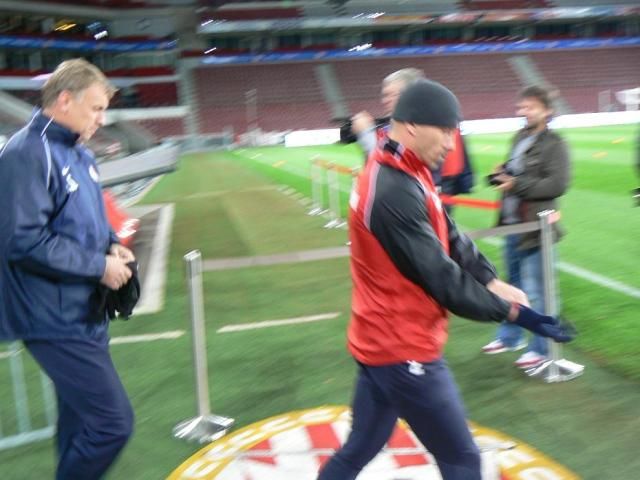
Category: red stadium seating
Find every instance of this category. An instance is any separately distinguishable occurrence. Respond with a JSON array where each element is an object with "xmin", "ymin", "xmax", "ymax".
[
  {"xmin": 529, "ymin": 47, "xmax": 639, "ymax": 112},
  {"xmin": 191, "ymin": 46, "xmax": 640, "ymax": 133},
  {"xmin": 44, "ymin": 0, "xmax": 149, "ymax": 7},
  {"xmin": 529, "ymin": 48, "xmax": 638, "ymax": 90},
  {"xmin": 213, "ymin": 7, "xmax": 302, "ymax": 20},
  {"xmin": 135, "ymin": 83, "xmax": 179, "ymax": 107},
  {"xmin": 461, "ymin": 0, "xmax": 550, "ymax": 10},
  {"xmin": 134, "ymin": 118, "xmax": 186, "ymax": 138},
  {"xmin": 194, "ymin": 63, "xmax": 329, "ymax": 132},
  {"xmin": 333, "ymin": 54, "xmax": 521, "ymax": 119},
  {"xmin": 106, "ymin": 66, "xmax": 175, "ymax": 77}
]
